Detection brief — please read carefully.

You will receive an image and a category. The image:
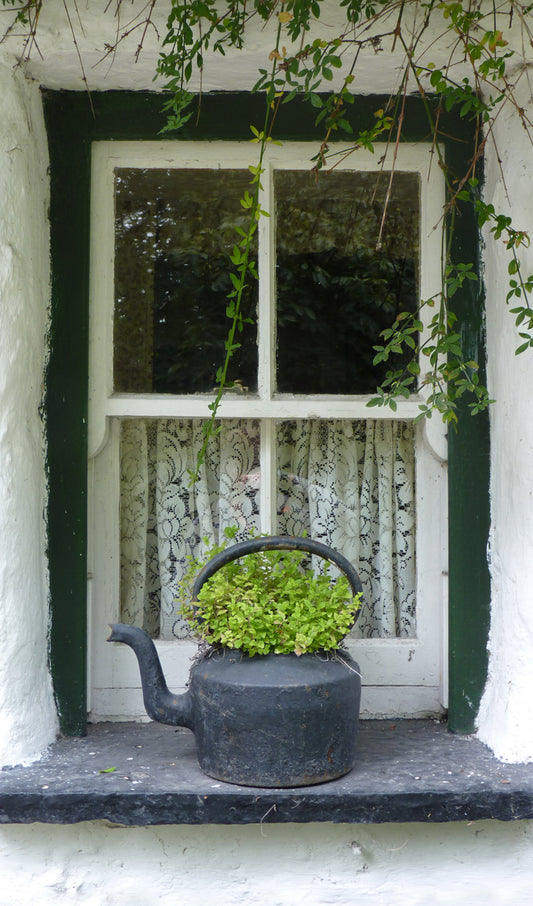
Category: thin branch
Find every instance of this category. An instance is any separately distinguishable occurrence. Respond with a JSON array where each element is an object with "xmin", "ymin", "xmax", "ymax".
[
  {"xmin": 62, "ymin": 0, "xmax": 94, "ymax": 116},
  {"xmin": 376, "ymin": 66, "xmax": 409, "ymax": 251}
]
